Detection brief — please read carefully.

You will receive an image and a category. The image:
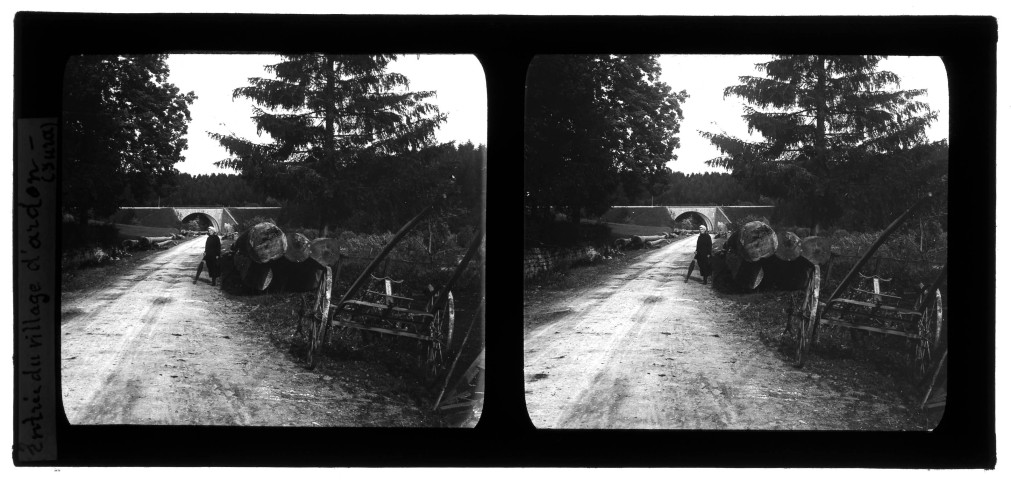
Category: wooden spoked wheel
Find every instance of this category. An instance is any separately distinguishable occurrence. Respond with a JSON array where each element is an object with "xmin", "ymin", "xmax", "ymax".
[
  {"xmin": 915, "ymin": 289, "xmax": 944, "ymax": 378},
  {"xmin": 303, "ymin": 266, "xmax": 332, "ymax": 368},
  {"xmin": 794, "ymin": 264, "xmax": 821, "ymax": 368},
  {"xmin": 422, "ymin": 291, "xmax": 455, "ymax": 381}
]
